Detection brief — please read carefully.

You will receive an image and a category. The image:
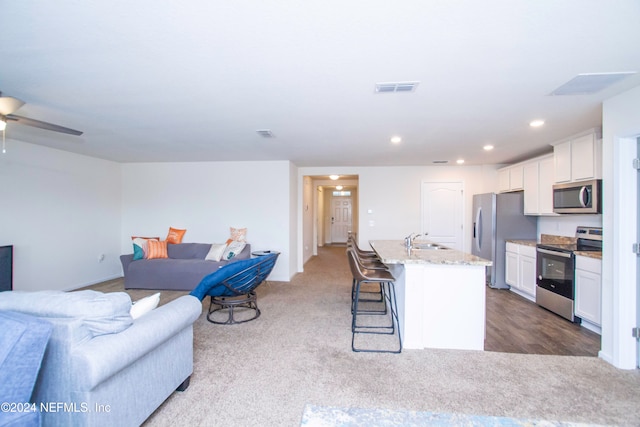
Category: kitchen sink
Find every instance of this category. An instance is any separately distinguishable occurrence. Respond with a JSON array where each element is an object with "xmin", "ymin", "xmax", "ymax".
[{"xmin": 412, "ymin": 242, "xmax": 450, "ymax": 250}]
